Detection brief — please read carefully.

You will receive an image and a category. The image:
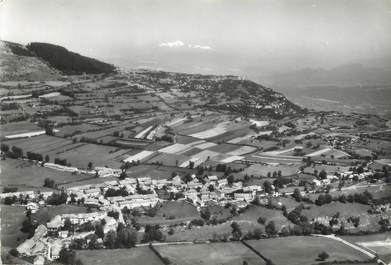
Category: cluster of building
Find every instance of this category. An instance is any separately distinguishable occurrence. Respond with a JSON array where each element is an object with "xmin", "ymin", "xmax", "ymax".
[{"xmin": 3, "ymin": 159, "xmax": 386, "ymax": 265}]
